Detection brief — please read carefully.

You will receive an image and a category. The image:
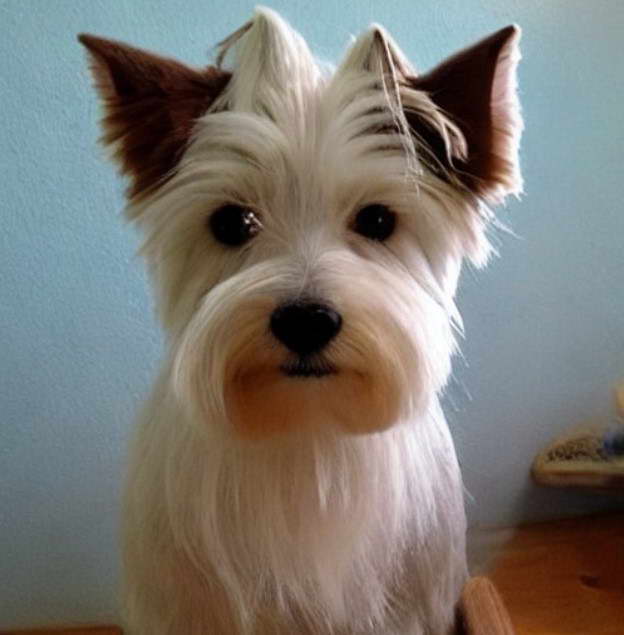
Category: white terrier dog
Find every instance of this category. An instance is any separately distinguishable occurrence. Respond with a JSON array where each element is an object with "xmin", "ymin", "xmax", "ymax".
[{"xmin": 80, "ymin": 8, "xmax": 521, "ymax": 634}]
